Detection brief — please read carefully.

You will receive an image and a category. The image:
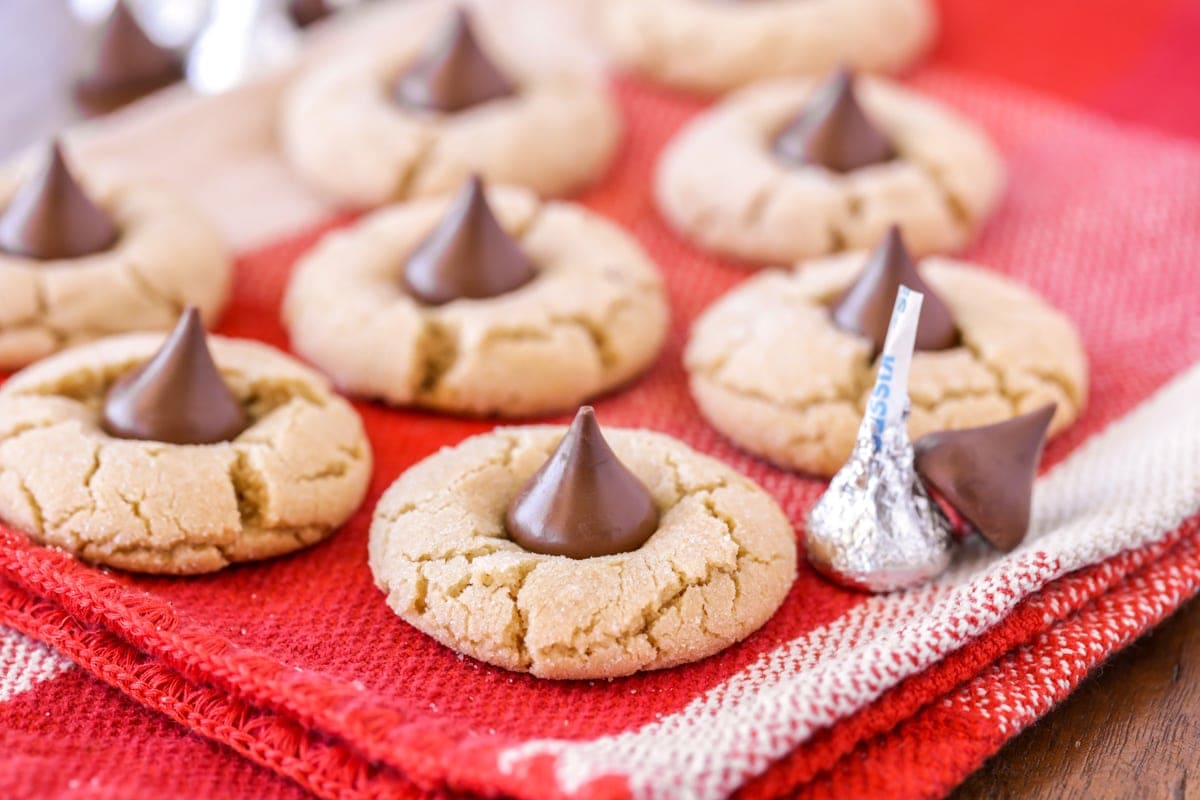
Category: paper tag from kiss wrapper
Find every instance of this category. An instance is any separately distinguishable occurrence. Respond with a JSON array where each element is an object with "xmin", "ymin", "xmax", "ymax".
[{"xmin": 864, "ymin": 285, "xmax": 922, "ymax": 451}]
